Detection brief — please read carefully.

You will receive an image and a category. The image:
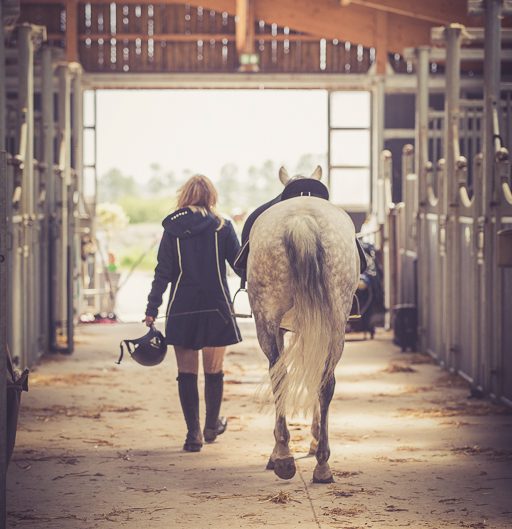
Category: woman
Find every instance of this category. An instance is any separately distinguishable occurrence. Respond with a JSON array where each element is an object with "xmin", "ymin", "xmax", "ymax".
[{"xmin": 144, "ymin": 175, "xmax": 242, "ymax": 452}]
